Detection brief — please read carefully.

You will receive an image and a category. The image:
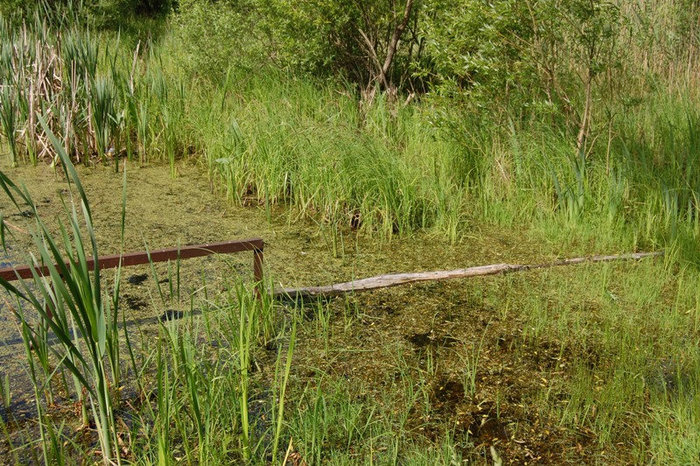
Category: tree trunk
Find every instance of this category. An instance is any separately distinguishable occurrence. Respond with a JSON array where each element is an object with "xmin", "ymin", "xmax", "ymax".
[
  {"xmin": 576, "ymin": 69, "xmax": 593, "ymax": 156},
  {"xmin": 358, "ymin": 0, "xmax": 415, "ymax": 107}
]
